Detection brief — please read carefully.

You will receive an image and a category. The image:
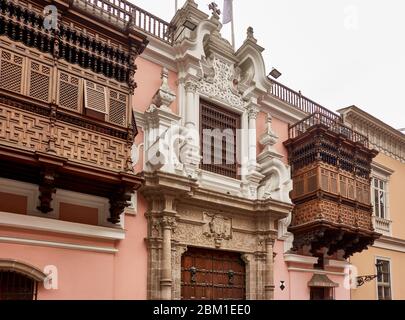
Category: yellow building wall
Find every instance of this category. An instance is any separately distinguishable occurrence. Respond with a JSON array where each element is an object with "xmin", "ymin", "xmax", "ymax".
[
  {"xmin": 351, "ymin": 152, "xmax": 405, "ymax": 300},
  {"xmin": 373, "ymin": 153, "xmax": 405, "ymax": 239},
  {"xmin": 351, "ymin": 247, "xmax": 405, "ymax": 300}
]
